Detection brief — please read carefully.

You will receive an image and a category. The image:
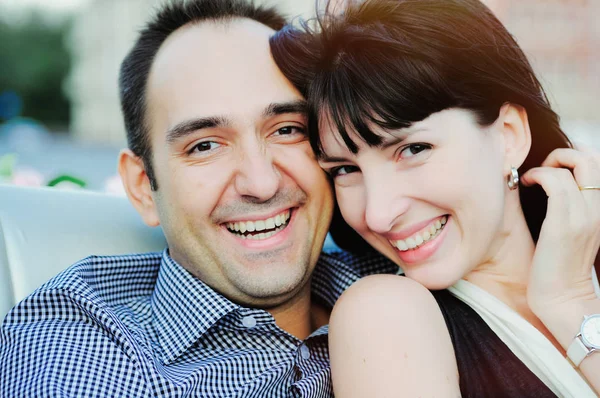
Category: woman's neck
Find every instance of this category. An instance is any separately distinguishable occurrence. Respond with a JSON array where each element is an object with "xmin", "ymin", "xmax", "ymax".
[
  {"xmin": 462, "ymin": 206, "xmax": 565, "ymax": 352},
  {"xmin": 464, "ymin": 204, "xmax": 533, "ymax": 307}
]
